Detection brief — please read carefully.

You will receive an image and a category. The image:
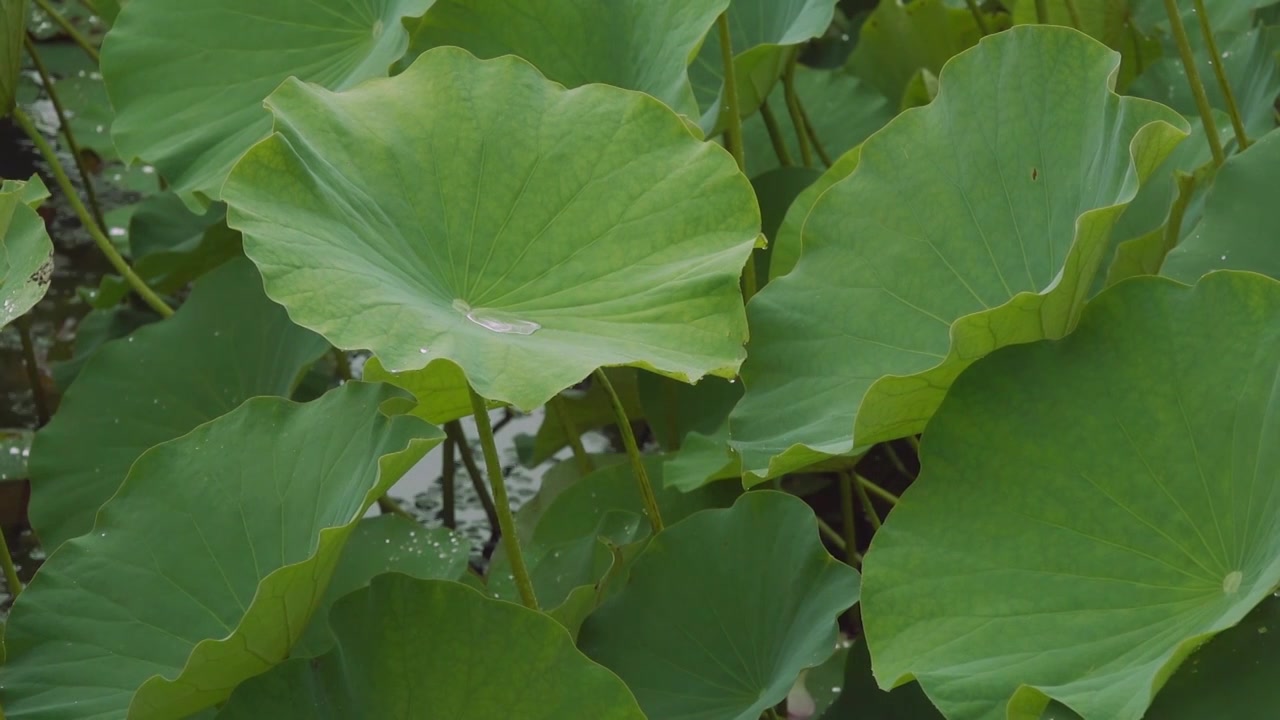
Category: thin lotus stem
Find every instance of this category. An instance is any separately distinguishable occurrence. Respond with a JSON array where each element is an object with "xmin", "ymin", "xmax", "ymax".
[
  {"xmin": 882, "ymin": 442, "xmax": 913, "ymax": 482},
  {"xmin": 13, "ymin": 108, "xmax": 175, "ymax": 317},
  {"xmin": 1162, "ymin": 0, "xmax": 1226, "ymax": 166},
  {"xmin": 16, "ymin": 317, "xmax": 49, "ymax": 425},
  {"xmin": 715, "ymin": 12, "xmax": 745, "ymax": 171},
  {"xmin": 23, "ymin": 34, "xmax": 104, "ymax": 228},
  {"xmin": 441, "ymin": 434, "xmax": 457, "ymax": 529},
  {"xmin": 1034, "ymin": 0, "xmax": 1049, "ymax": 23},
  {"xmin": 550, "ymin": 394, "xmax": 593, "ymax": 476},
  {"xmin": 376, "ymin": 495, "xmax": 414, "ymax": 520},
  {"xmin": 838, "ymin": 472, "xmax": 858, "ymax": 566},
  {"xmin": 1191, "ymin": 0, "xmax": 1250, "ymax": 150},
  {"xmin": 764, "ymin": 708, "xmax": 782, "ymax": 720},
  {"xmin": 593, "ymin": 369, "xmax": 664, "ymax": 533},
  {"xmin": 468, "ymin": 387, "xmax": 538, "ymax": 609},
  {"xmin": 331, "ymin": 347, "xmax": 351, "ymax": 382},
  {"xmin": 782, "ymin": 50, "xmax": 813, "ymax": 167},
  {"xmin": 443, "ymin": 420, "xmax": 501, "ymax": 540},
  {"xmin": 797, "ymin": 96, "xmax": 832, "ymax": 168},
  {"xmin": 815, "ymin": 516, "xmax": 844, "ymax": 551},
  {"xmin": 1063, "ymin": 0, "xmax": 1083, "ymax": 29},
  {"xmin": 857, "ymin": 473, "xmax": 900, "ymax": 506},
  {"xmin": 906, "ymin": 434, "xmax": 921, "ymax": 453},
  {"xmin": 853, "ymin": 478, "xmax": 883, "ymax": 530},
  {"xmin": 1158, "ymin": 173, "xmax": 1198, "ymax": 272},
  {"xmin": 758, "ymin": 98, "xmax": 794, "ymax": 166},
  {"xmin": 964, "ymin": 0, "xmax": 991, "ymax": 34},
  {"xmin": 32, "ymin": 0, "xmax": 99, "ymax": 63},
  {"xmin": 0, "ymin": 528, "xmax": 22, "ymax": 601}
]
